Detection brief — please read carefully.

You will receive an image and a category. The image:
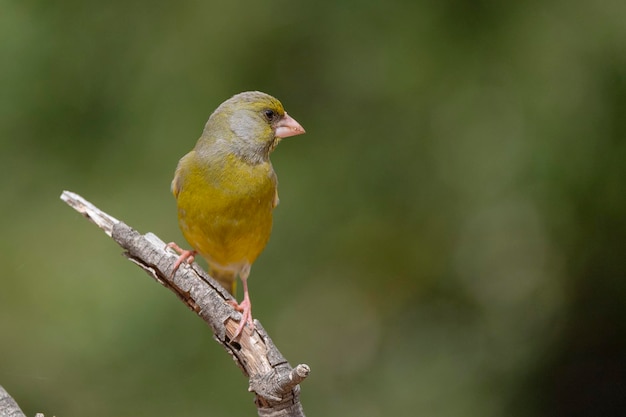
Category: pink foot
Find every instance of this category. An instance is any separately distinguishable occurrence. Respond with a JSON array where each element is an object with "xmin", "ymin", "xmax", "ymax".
[
  {"xmin": 229, "ymin": 291, "xmax": 254, "ymax": 339},
  {"xmin": 166, "ymin": 242, "xmax": 197, "ymax": 278}
]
